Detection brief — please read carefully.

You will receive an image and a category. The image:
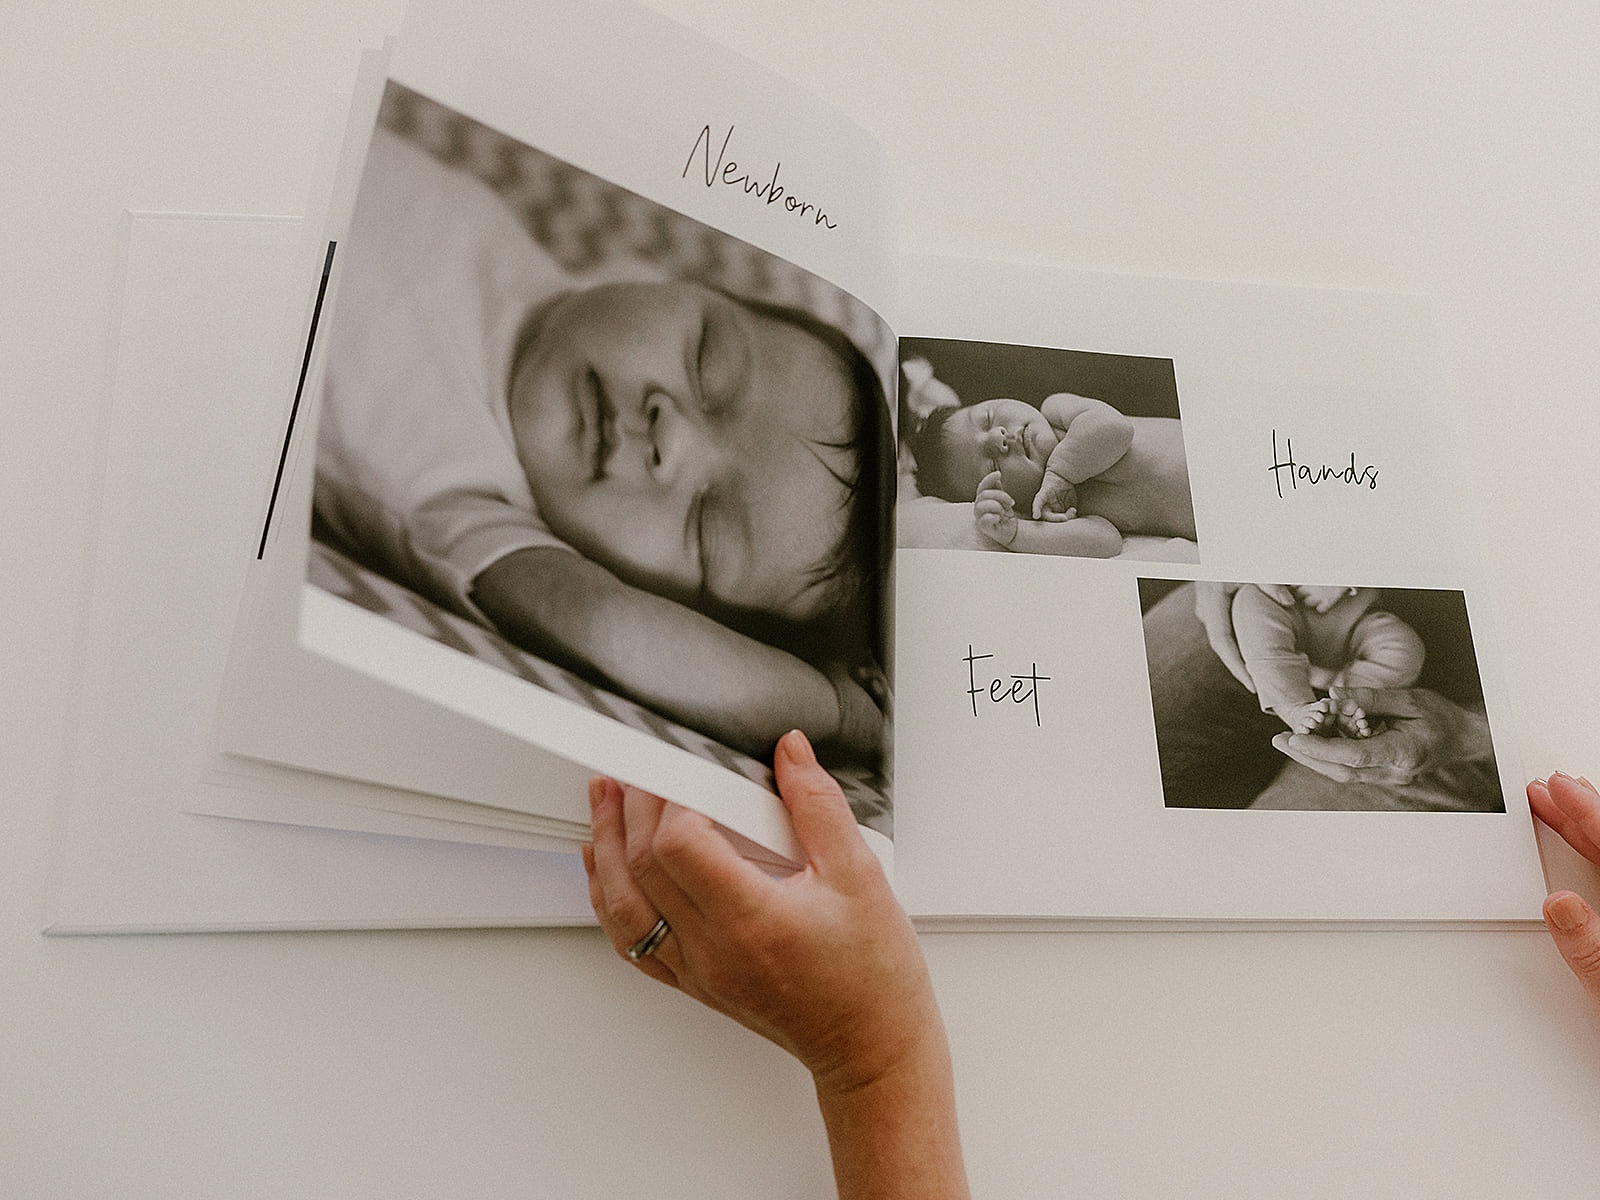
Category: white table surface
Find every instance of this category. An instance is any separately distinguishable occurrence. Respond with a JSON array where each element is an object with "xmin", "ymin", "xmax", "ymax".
[{"xmin": 8, "ymin": 2, "xmax": 1600, "ymax": 1196}]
